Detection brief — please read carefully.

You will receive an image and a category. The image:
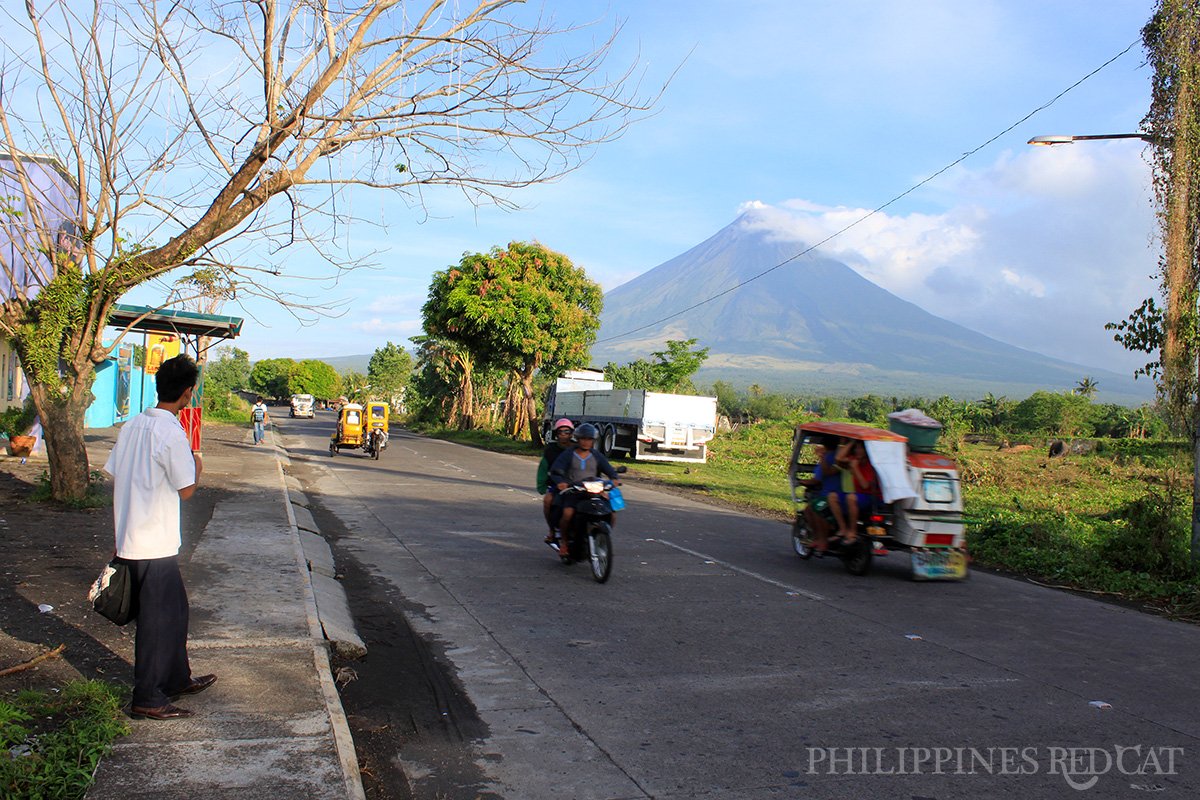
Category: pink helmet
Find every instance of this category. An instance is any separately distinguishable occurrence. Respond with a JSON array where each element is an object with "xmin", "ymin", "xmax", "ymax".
[{"xmin": 553, "ymin": 418, "xmax": 574, "ymax": 431}]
